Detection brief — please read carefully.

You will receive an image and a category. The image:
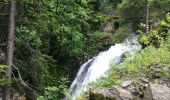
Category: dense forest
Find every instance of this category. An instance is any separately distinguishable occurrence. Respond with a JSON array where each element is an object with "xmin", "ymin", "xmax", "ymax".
[{"xmin": 0, "ymin": 0, "xmax": 170, "ymax": 100}]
